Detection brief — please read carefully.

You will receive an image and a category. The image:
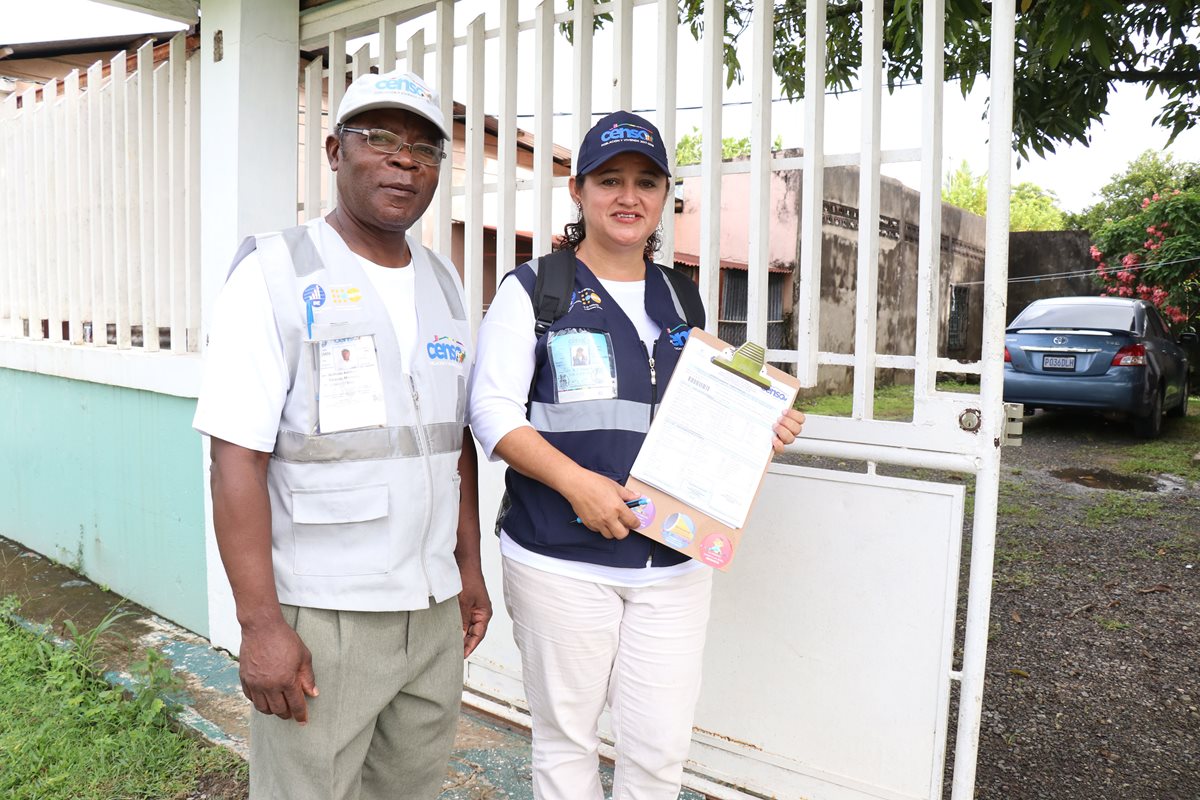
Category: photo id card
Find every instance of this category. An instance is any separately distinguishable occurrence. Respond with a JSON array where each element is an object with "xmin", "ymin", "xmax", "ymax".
[
  {"xmin": 547, "ymin": 329, "xmax": 618, "ymax": 403},
  {"xmin": 316, "ymin": 335, "xmax": 387, "ymax": 433}
]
